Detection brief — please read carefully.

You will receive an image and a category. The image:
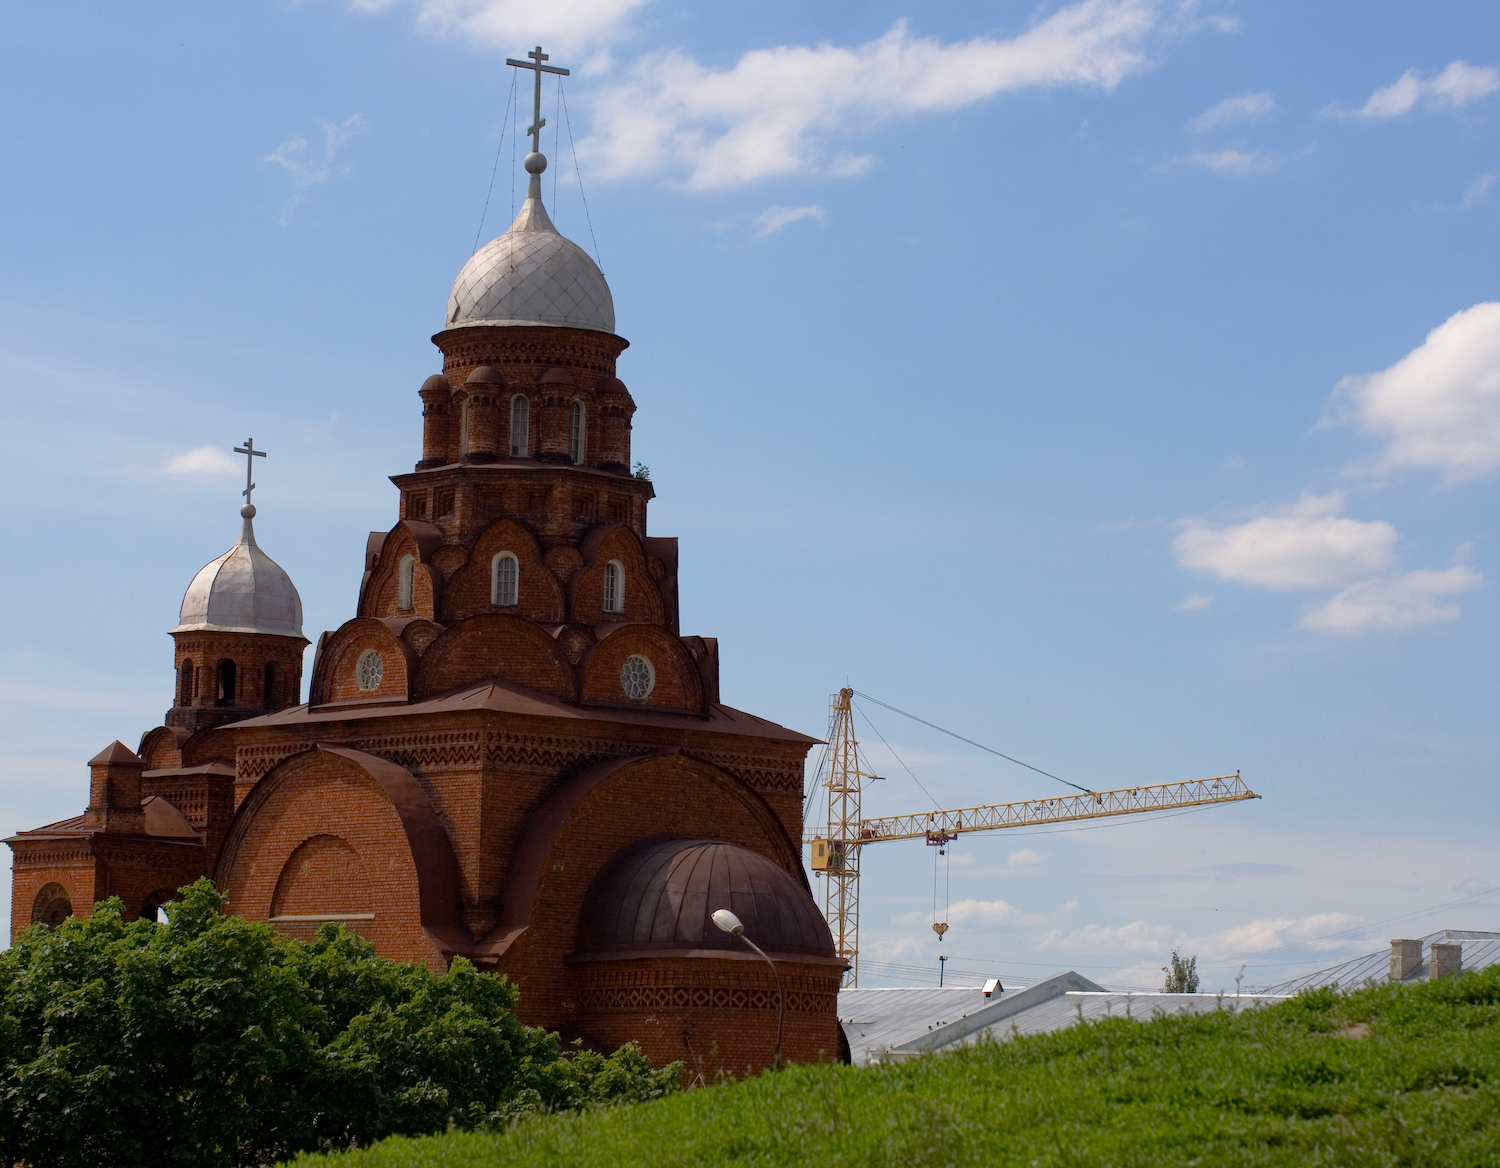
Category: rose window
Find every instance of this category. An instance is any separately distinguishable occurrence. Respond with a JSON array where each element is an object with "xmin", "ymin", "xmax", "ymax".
[{"xmin": 620, "ymin": 654, "xmax": 655, "ymax": 701}]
